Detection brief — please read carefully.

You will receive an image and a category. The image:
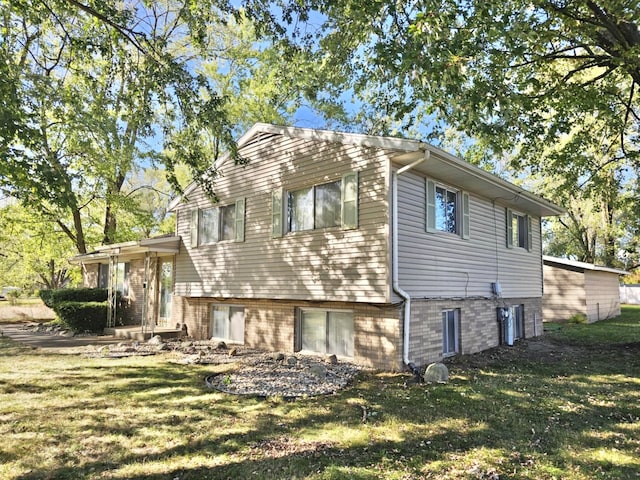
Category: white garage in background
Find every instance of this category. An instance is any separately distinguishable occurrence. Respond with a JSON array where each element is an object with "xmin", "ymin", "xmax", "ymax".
[{"xmin": 543, "ymin": 256, "xmax": 628, "ymax": 323}]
